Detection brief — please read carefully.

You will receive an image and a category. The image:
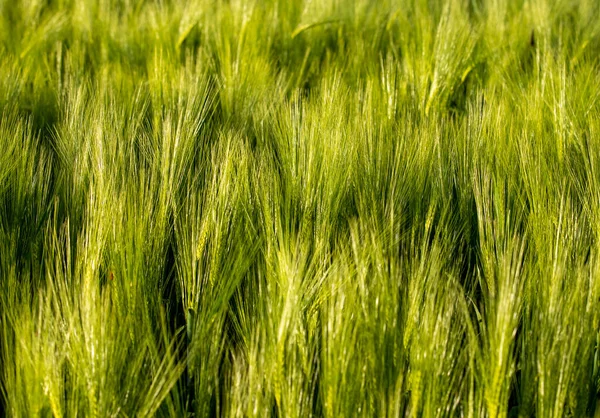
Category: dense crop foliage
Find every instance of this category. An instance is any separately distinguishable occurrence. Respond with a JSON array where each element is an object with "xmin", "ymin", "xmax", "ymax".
[{"xmin": 1, "ymin": 0, "xmax": 600, "ymax": 416}]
